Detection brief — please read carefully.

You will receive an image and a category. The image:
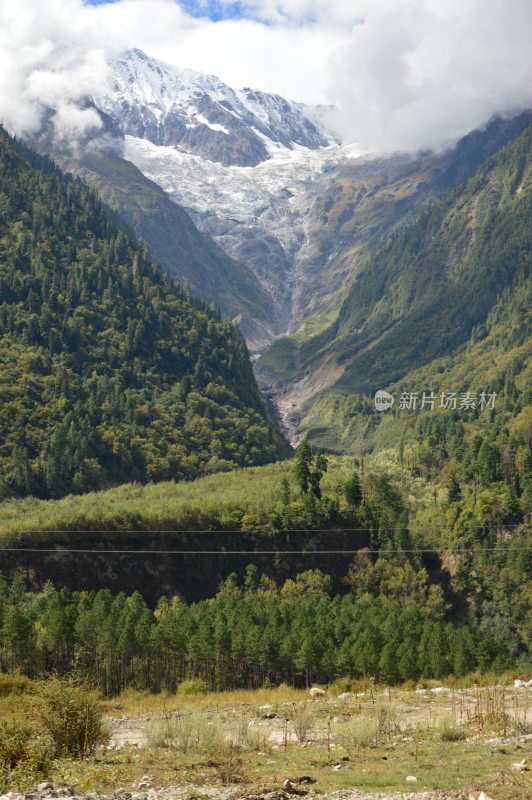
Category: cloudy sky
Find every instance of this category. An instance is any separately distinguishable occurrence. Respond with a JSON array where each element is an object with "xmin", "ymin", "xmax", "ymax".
[{"xmin": 1, "ymin": 0, "xmax": 531, "ymax": 151}]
